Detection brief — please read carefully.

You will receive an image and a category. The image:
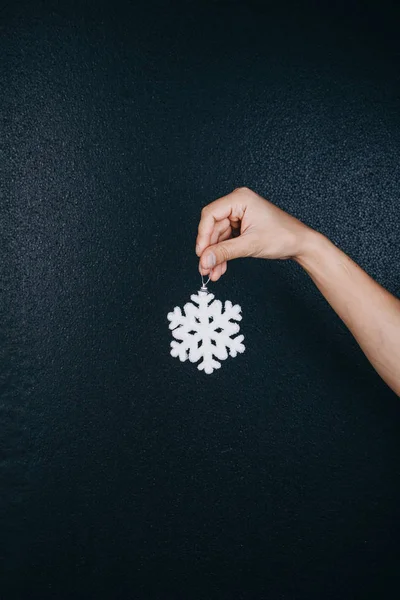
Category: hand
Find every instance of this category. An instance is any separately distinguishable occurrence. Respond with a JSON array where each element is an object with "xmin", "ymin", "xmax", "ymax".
[{"xmin": 195, "ymin": 187, "xmax": 315, "ymax": 281}]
